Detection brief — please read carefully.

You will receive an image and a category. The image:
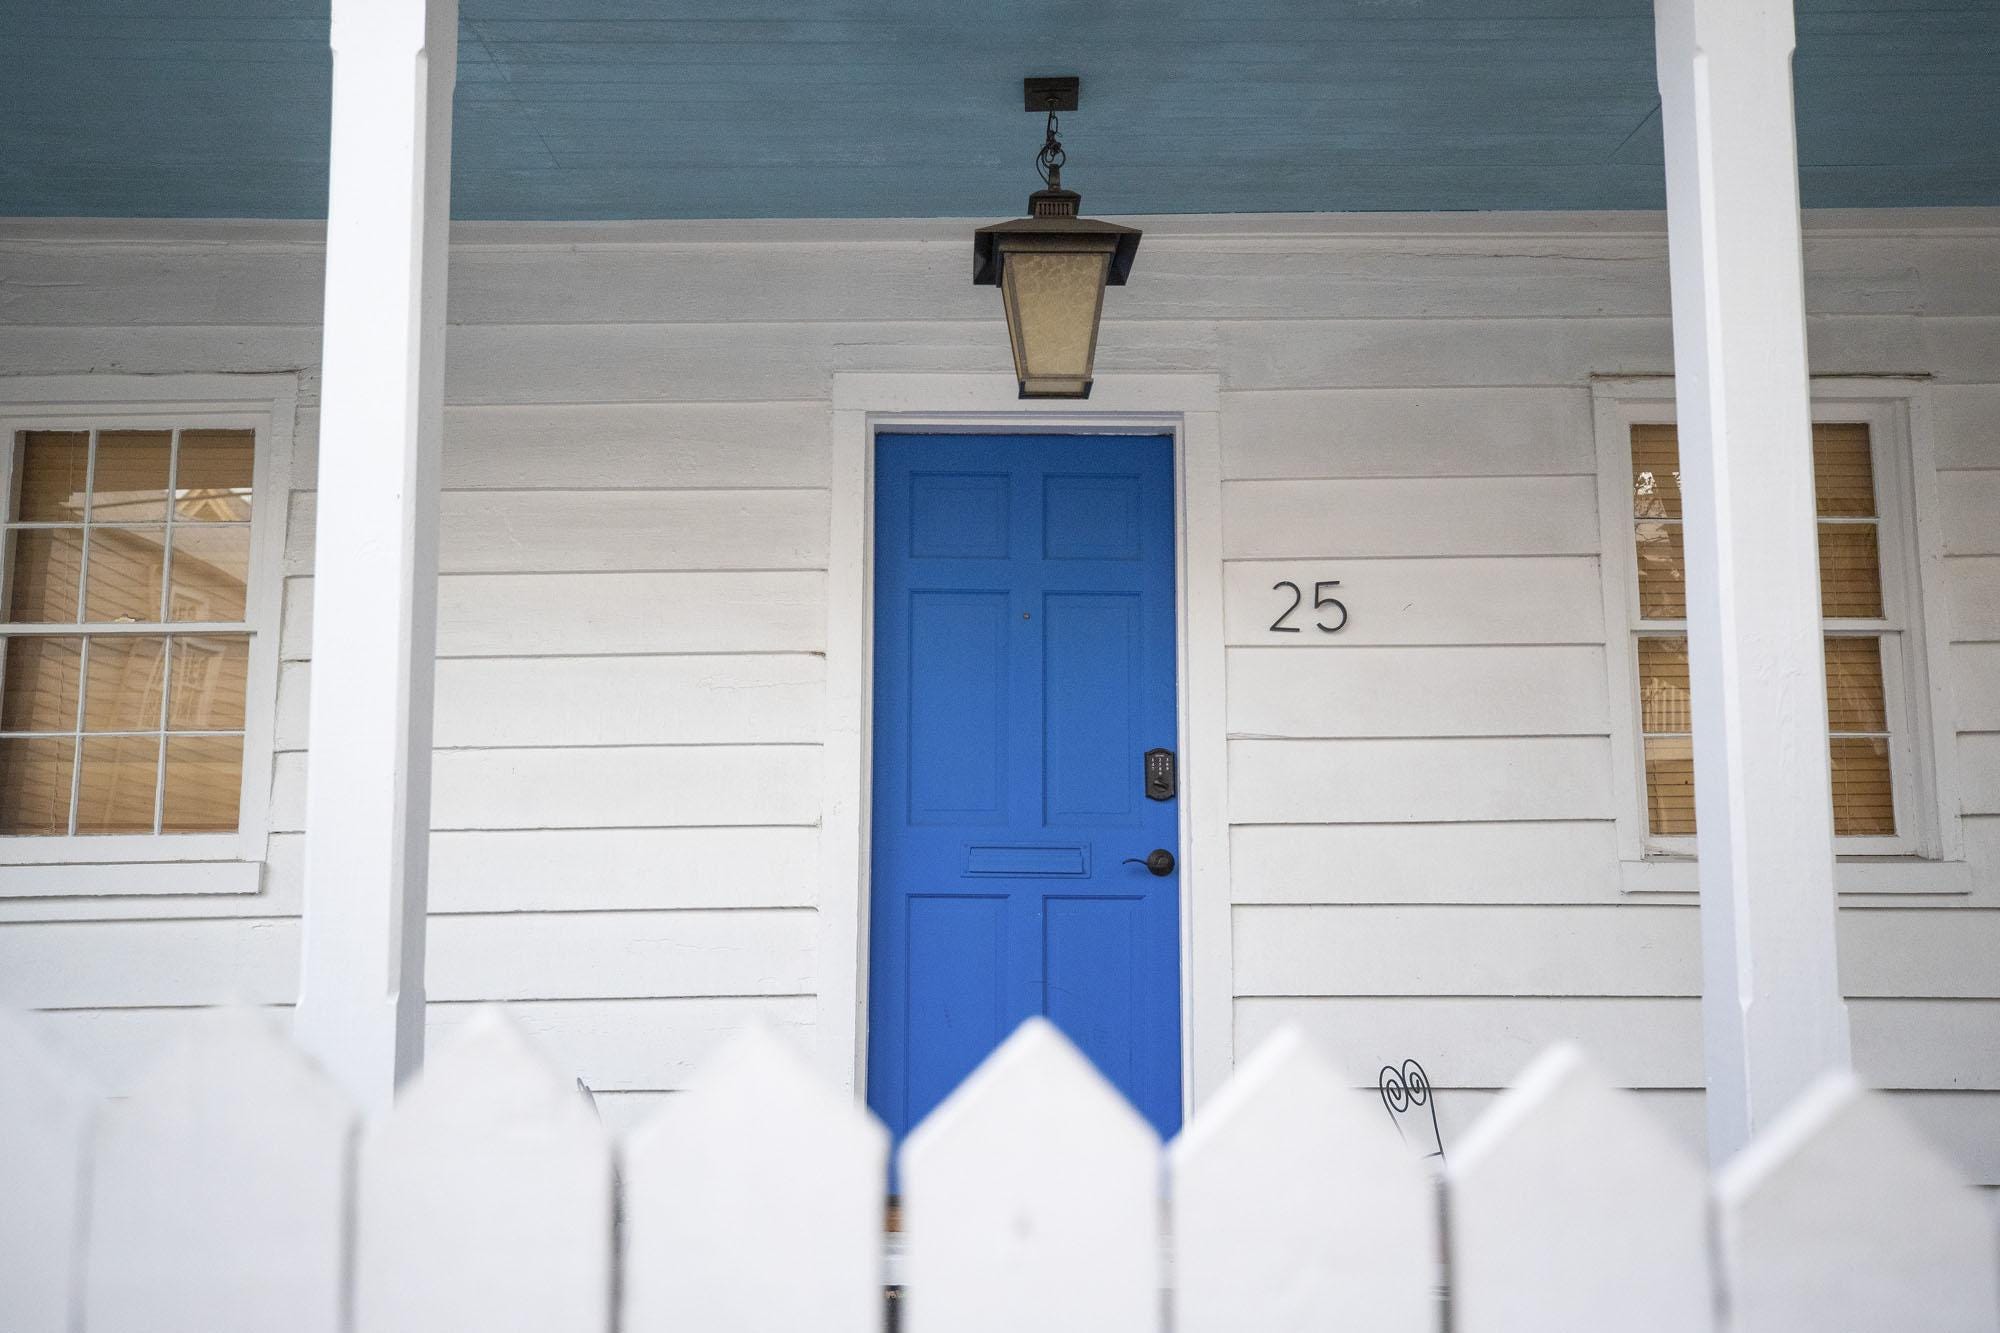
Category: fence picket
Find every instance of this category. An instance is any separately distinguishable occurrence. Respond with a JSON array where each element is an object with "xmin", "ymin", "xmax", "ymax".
[
  {"xmin": 900, "ymin": 1018, "xmax": 1162, "ymax": 1333},
  {"xmin": 354, "ymin": 1007, "xmax": 613, "ymax": 1333},
  {"xmin": 79, "ymin": 1008, "xmax": 352, "ymax": 1333},
  {"xmin": 0, "ymin": 1011, "xmax": 94, "ymax": 1333},
  {"xmin": 1170, "ymin": 1026, "xmax": 1437, "ymax": 1333},
  {"xmin": 1716, "ymin": 1072, "xmax": 2000, "ymax": 1333},
  {"xmin": 622, "ymin": 1024, "xmax": 887, "ymax": 1332},
  {"xmin": 1446, "ymin": 1044, "xmax": 1712, "ymax": 1333}
]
